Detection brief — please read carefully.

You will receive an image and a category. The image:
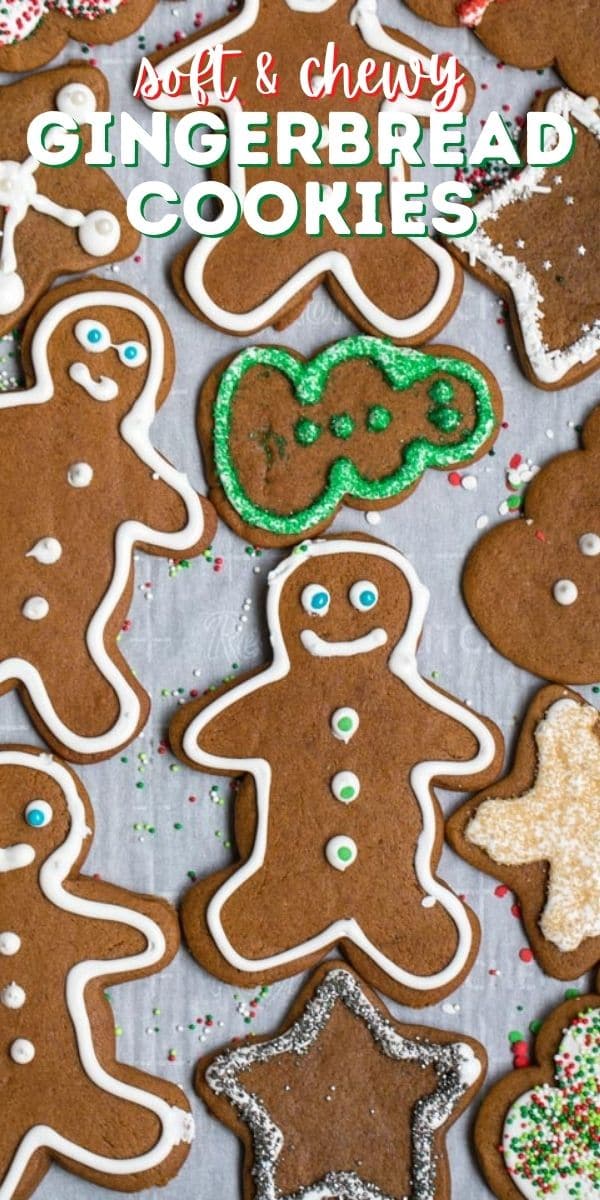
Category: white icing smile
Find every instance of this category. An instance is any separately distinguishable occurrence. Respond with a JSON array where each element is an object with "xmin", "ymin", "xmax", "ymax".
[
  {"xmin": 0, "ymin": 843, "xmax": 35, "ymax": 872},
  {"xmin": 68, "ymin": 362, "xmax": 118, "ymax": 402},
  {"xmin": 300, "ymin": 627, "xmax": 388, "ymax": 657}
]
